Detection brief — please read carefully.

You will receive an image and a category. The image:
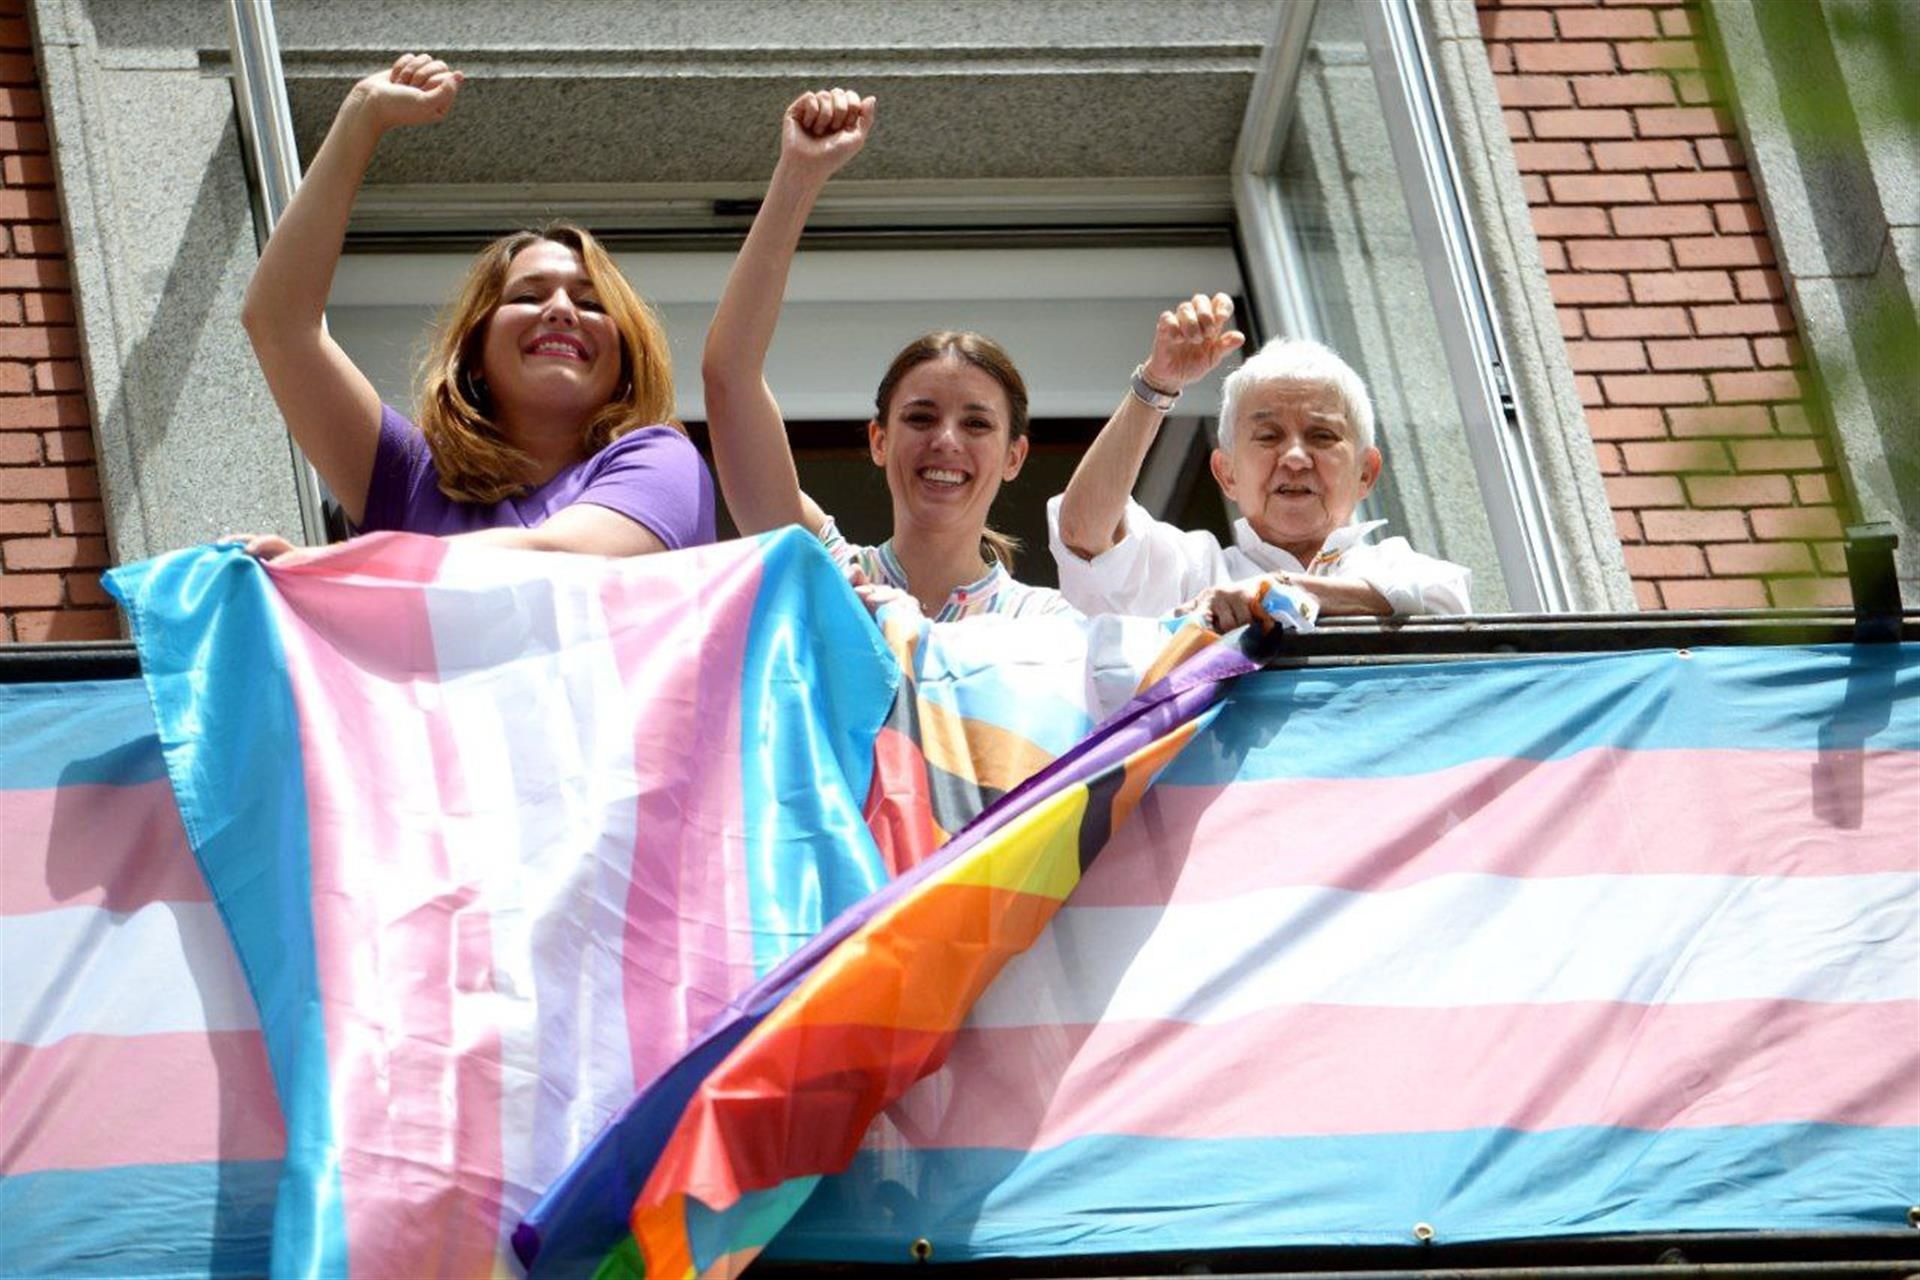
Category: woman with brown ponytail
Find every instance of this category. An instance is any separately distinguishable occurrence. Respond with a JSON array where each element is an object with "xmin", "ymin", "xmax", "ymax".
[
  {"xmin": 701, "ymin": 89, "xmax": 1071, "ymax": 621},
  {"xmin": 239, "ymin": 55, "xmax": 715, "ymax": 559}
]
